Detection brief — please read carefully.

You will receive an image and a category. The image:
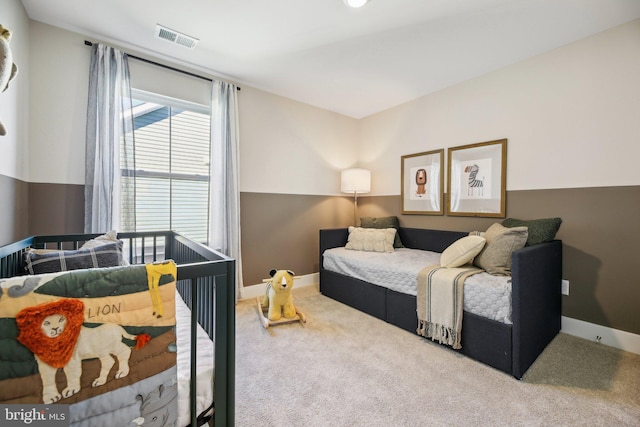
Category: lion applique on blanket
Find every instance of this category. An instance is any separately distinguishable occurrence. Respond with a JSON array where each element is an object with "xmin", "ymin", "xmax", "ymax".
[{"xmin": 16, "ymin": 298, "xmax": 150, "ymax": 404}]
